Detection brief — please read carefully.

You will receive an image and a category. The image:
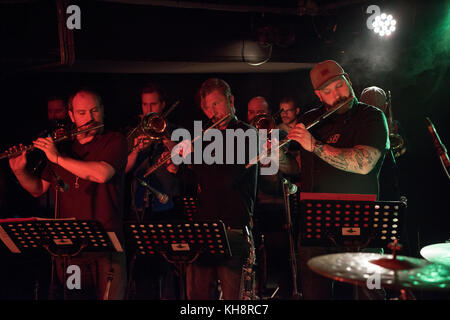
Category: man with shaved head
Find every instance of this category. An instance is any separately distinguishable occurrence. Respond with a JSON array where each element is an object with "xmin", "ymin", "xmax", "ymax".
[
  {"xmin": 9, "ymin": 89, "xmax": 128, "ymax": 300},
  {"xmin": 247, "ymin": 96, "xmax": 270, "ymax": 124}
]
